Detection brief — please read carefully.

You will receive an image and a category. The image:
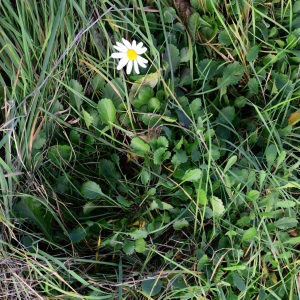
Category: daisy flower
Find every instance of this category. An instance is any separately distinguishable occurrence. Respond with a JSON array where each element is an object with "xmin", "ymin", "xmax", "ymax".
[{"xmin": 111, "ymin": 38, "xmax": 148, "ymax": 74}]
